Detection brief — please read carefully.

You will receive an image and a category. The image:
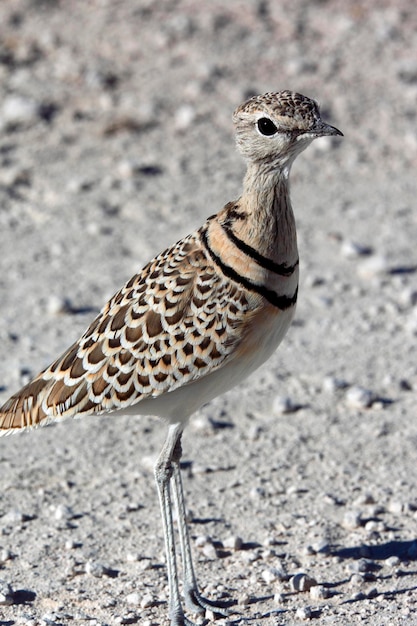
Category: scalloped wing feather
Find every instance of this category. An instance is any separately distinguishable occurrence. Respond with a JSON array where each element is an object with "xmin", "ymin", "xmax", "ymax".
[{"xmin": 0, "ymin": 232, "xmax": 256, "ymax": 432}]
